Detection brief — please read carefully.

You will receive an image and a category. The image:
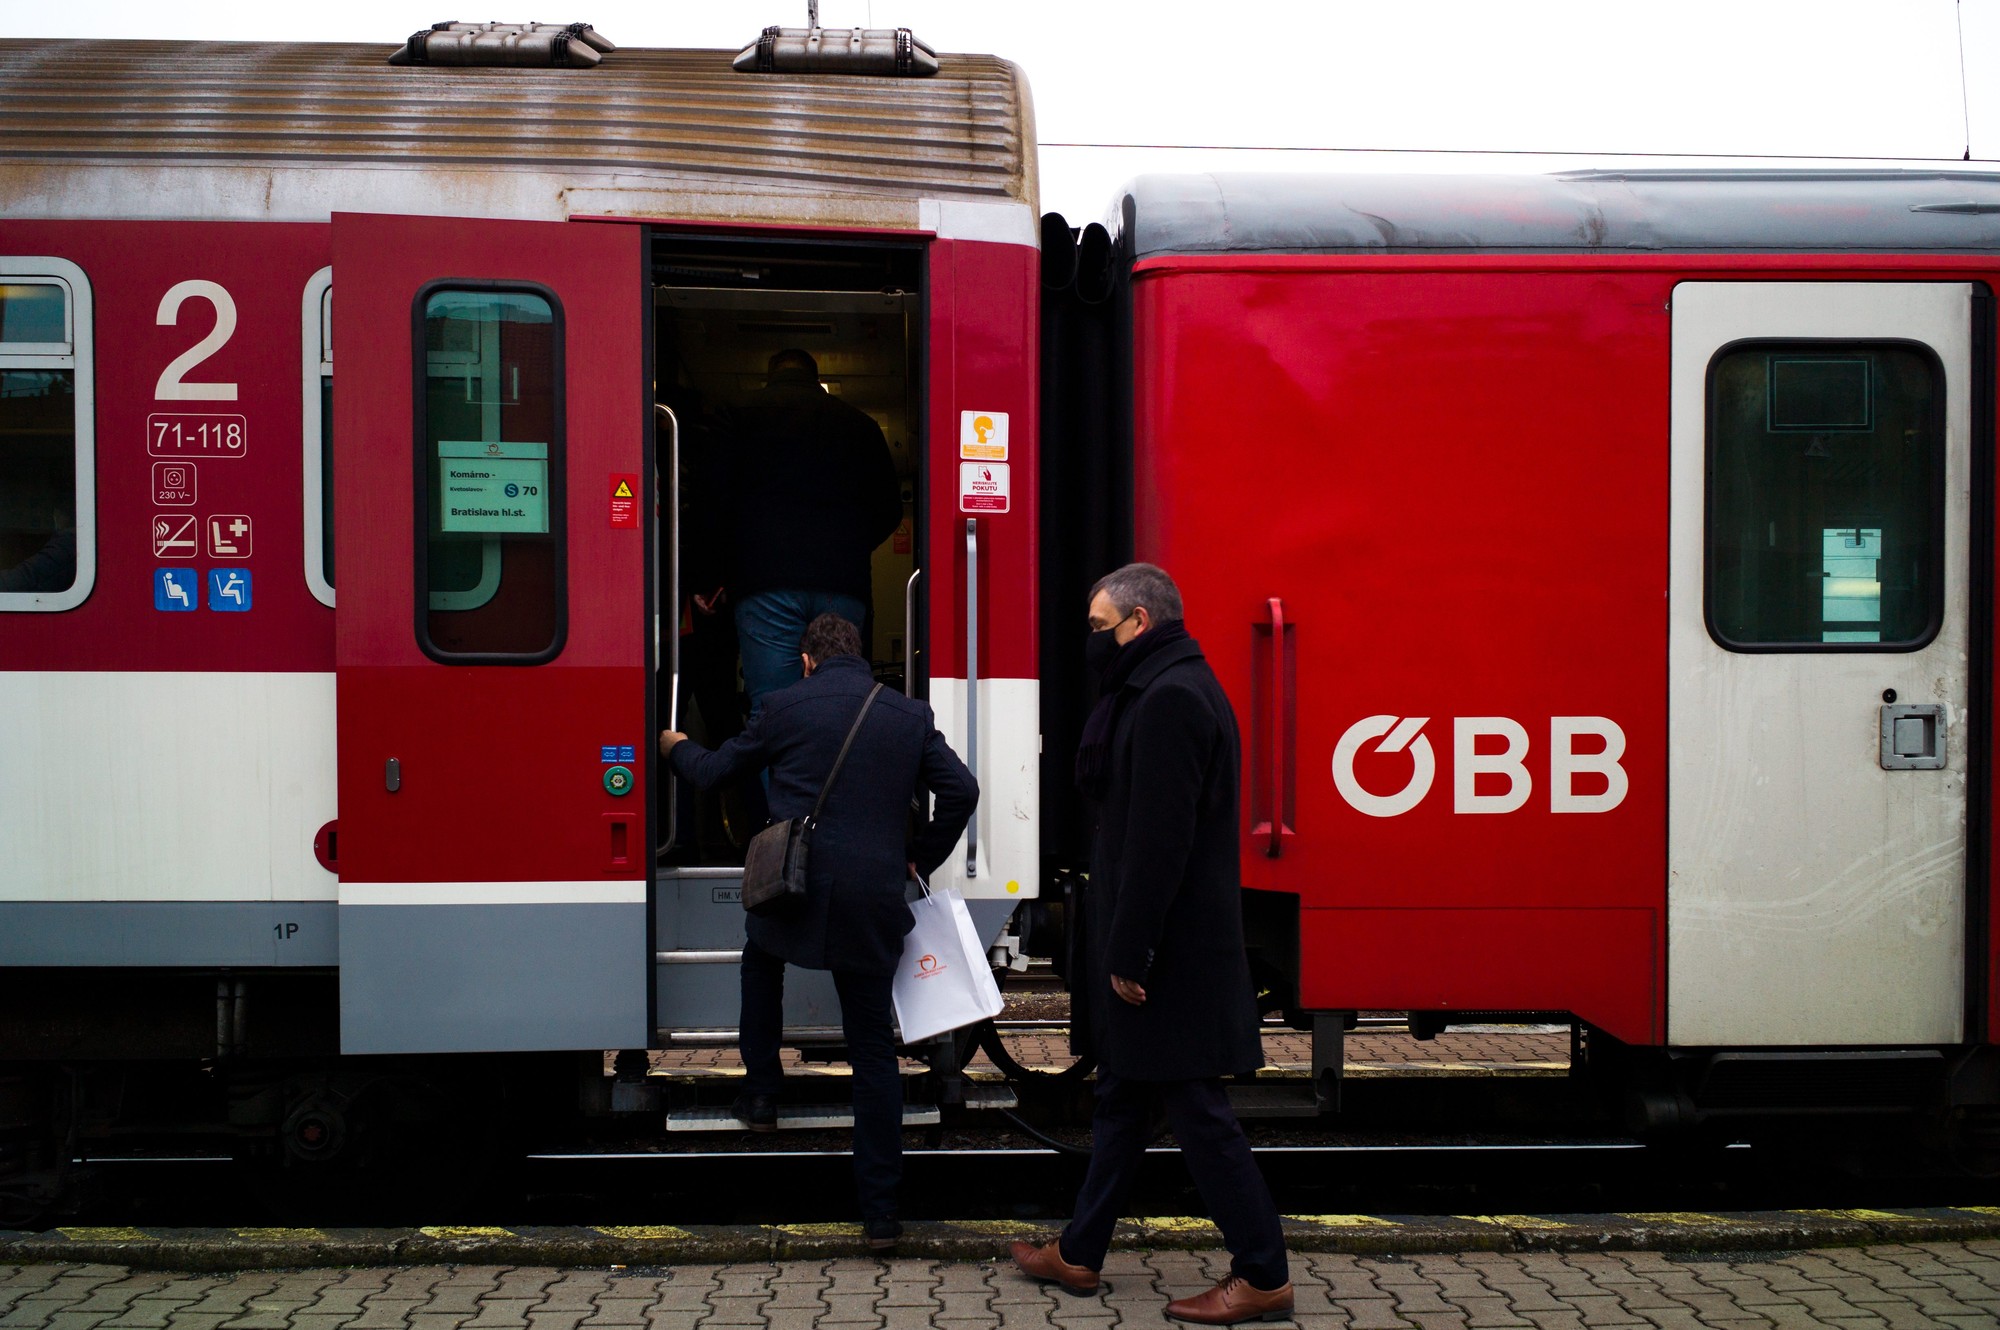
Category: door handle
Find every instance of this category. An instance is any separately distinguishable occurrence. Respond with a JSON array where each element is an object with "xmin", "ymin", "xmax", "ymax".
[
  {"xmin": 964, "ymin": 518, "xmax": 978, "ymax": 879},
  {"xmin": 1252, "ymin": 597, "xmax": 1295, "ymax": 857}
]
